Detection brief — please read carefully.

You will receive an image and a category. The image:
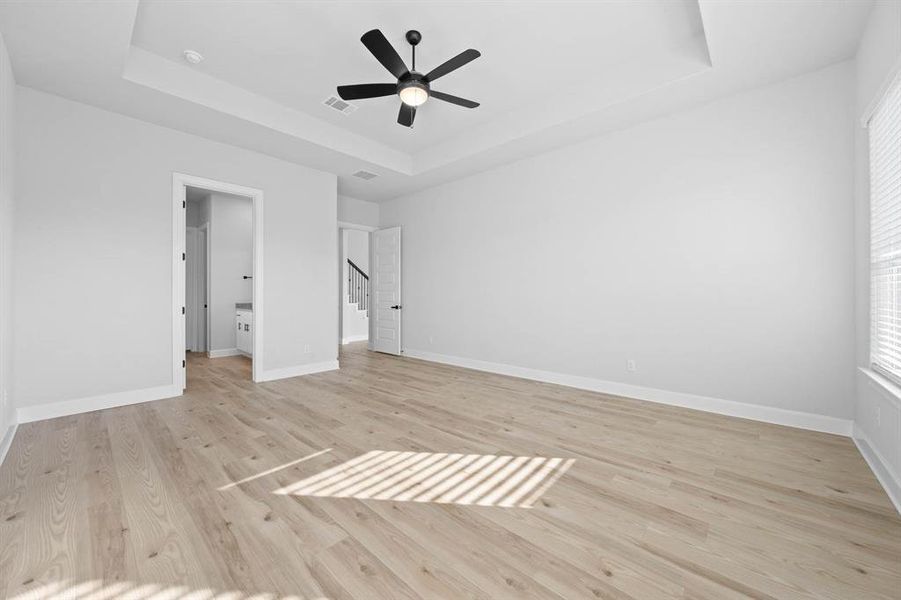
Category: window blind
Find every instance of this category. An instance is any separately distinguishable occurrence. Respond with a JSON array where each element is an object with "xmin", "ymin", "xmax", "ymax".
[{"xmin": 870, "ymin": 72, "xmax": 901, "ymax": 383}]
